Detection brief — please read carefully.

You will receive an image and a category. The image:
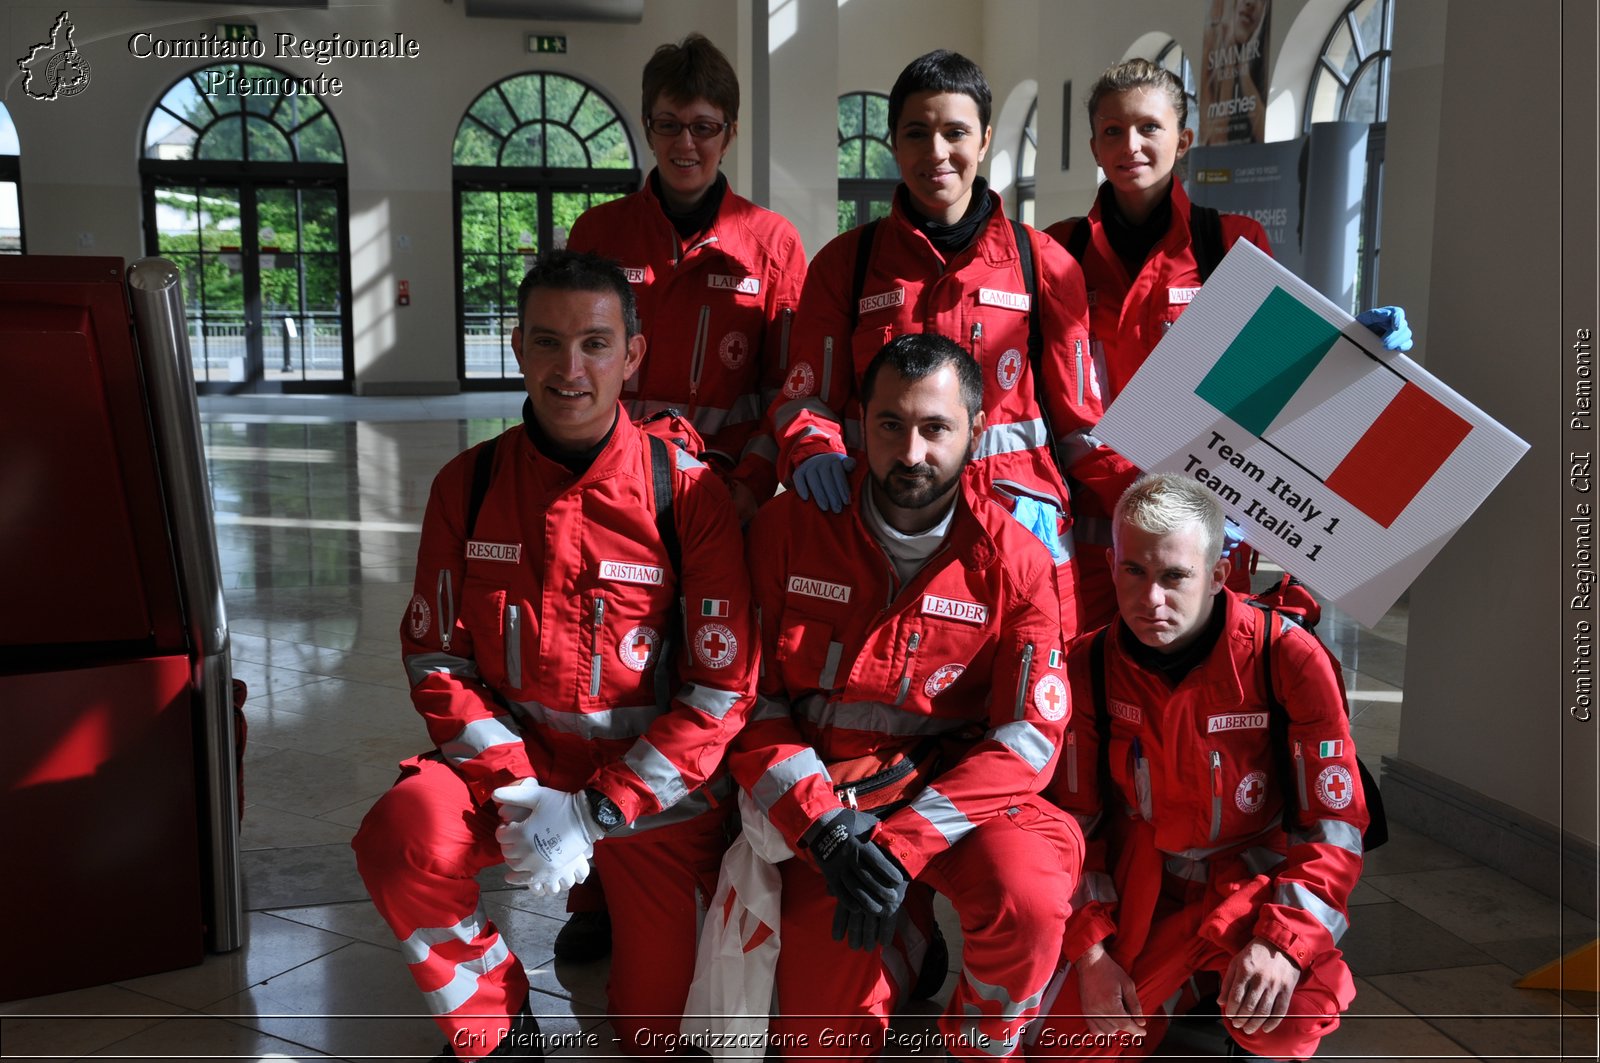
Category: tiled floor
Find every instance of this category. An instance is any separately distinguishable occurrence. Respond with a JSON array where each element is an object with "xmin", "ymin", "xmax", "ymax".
[{"xmin": 2, "ymin": 395, "xmax": 1594, "ymax": 1062}]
